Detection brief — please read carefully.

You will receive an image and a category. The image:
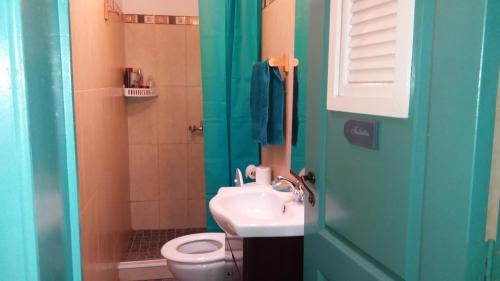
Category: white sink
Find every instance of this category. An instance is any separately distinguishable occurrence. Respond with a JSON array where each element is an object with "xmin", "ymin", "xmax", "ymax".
[{"xmin": 209, "ymin": 185, "xmax": 304, "ymax": 237}]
